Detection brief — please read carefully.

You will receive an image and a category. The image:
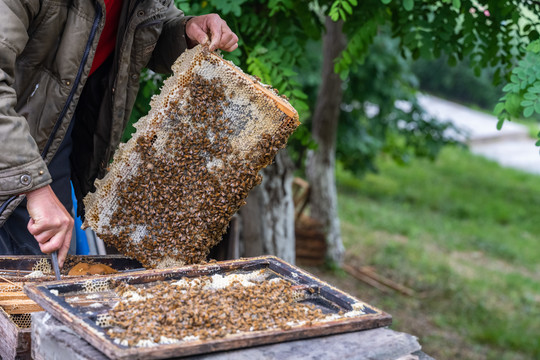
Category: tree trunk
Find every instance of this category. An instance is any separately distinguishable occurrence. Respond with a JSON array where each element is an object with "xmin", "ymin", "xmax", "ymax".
[
  {"xmin": 239, "ymin": 150, "xmax": 296, "ymax": 264},
  {"xmin": 306, "ymin": 17, "xmax": 346, "ymax": 265}
]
